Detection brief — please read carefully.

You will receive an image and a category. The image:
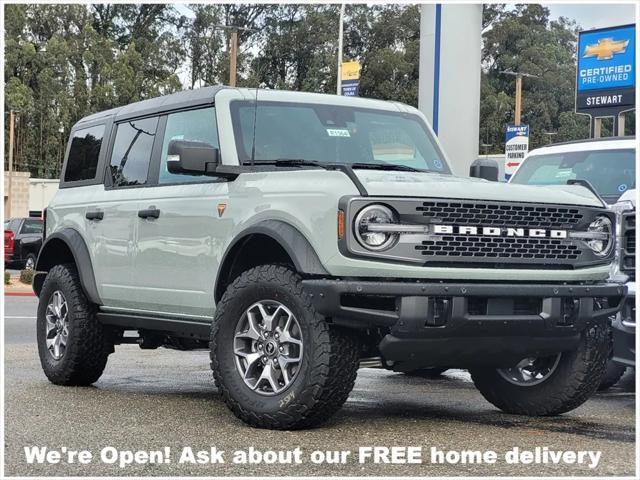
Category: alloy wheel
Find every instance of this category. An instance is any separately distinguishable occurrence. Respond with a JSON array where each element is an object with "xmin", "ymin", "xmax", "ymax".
[
  {"xmin": 233, "ymin": 300, "xmax": 303, "ymax": 396},
  {"xmin": 497, "ymin": 354, "xmax": 562, "ymax": 386},
  {"xmin": 45, "ymin": 290, "xmax": 69, "ymax": 360}
]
